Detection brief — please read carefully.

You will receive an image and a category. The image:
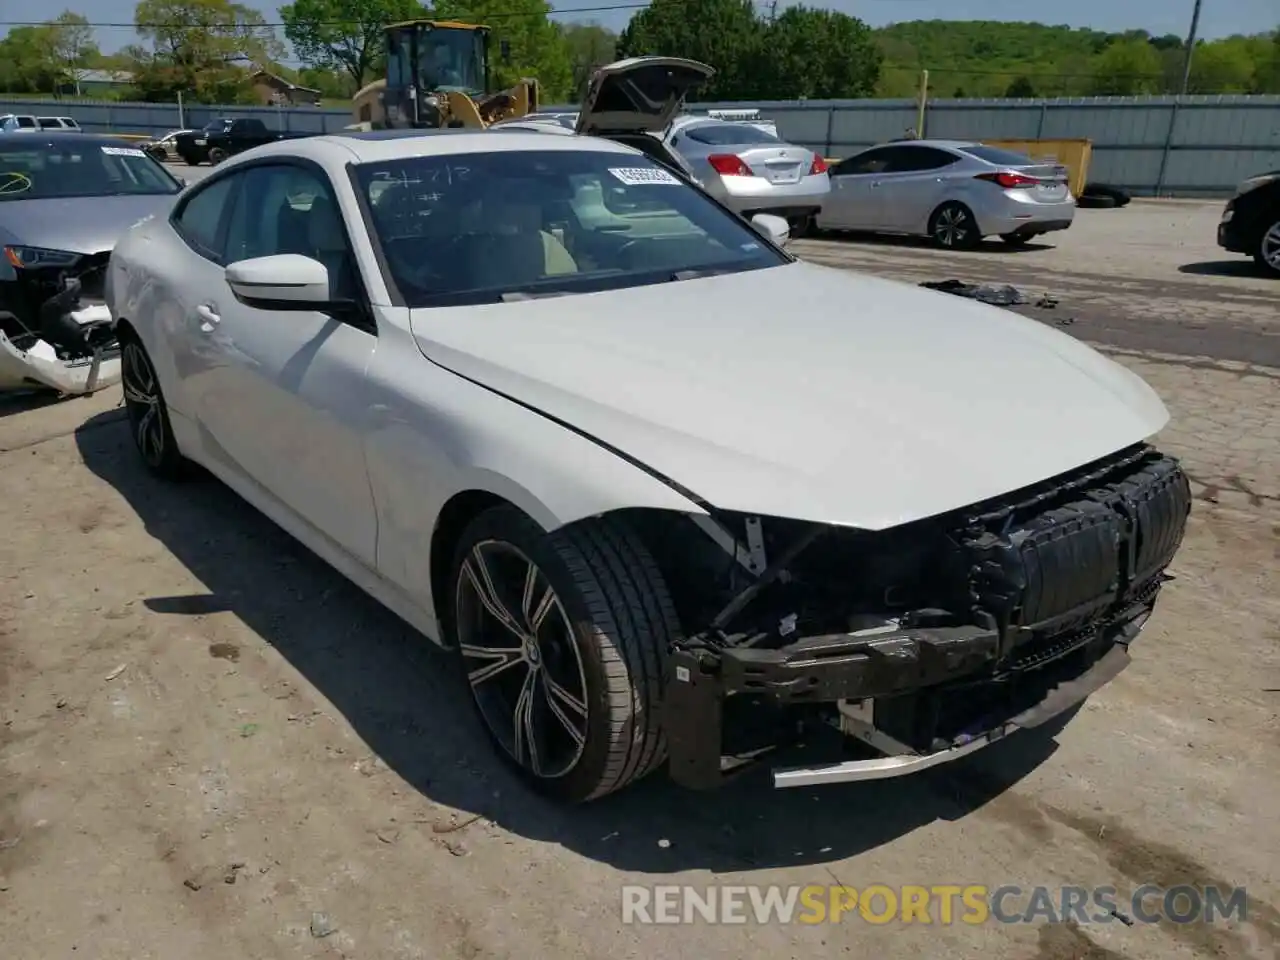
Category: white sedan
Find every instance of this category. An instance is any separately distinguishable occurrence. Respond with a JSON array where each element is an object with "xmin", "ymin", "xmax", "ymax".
[{"xmin": 107, "ymin": 58, "xmax": 1192, "ymax": 803}]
